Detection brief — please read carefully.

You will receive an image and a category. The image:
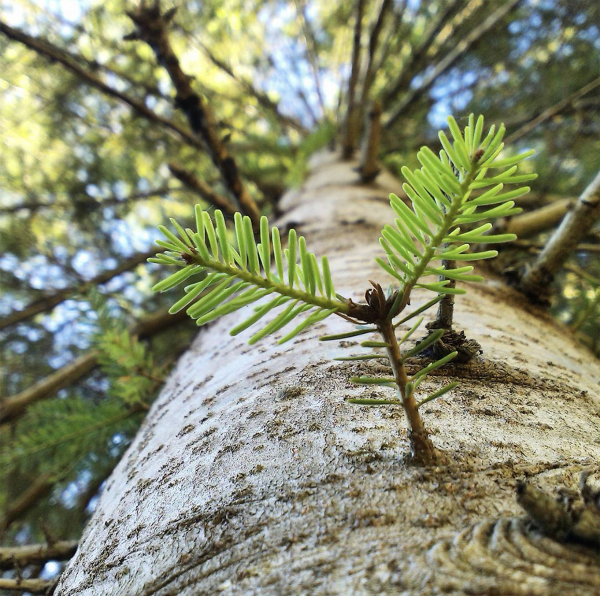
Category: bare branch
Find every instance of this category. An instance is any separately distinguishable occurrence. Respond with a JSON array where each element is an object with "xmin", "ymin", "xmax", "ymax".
[
  {"xmin": 0, "ymin": 577, "xmax": 56, "ymax": 594},
  {"xmin": 0, "ymin": 307, "xmax": 190, "ymax": 425},
  {"xmin": 168, "ymin": 164, "xmax": 238, "ymax": 217},
  {"xmin": 359, "ymin": 100, "xmax": 382, "ymax": 182},
  {"xmin": 342, "ymin": 0, "xmax": 366, "ymax": 159},
  {"xmin": 126, "ymin": 5, "xmax": 261, "ymax": 229},
  {"xmin": 514, "ymin": 170, "xmax": 600, "ymax": 303},
  {"xmin": 0, "ymin": 248, "xmax": 162, "ymax": 331},
  {"xmin": 384, "ymin": 0, "xmax": 523, "ymax": 128},
  {"xmin": 0, "ymin": 20, "xmax": 203, "ymax": 149},
  {"xmin": 505, "ymin": 75, "xmax": 600, "ymax": 144},
  {"xmin": 502, "ymin": 198, "xmax": 573, "ymax": 239},
  {"xmin": 0, "ymin": 540, "xmax": 78, "ymax": 570}
]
